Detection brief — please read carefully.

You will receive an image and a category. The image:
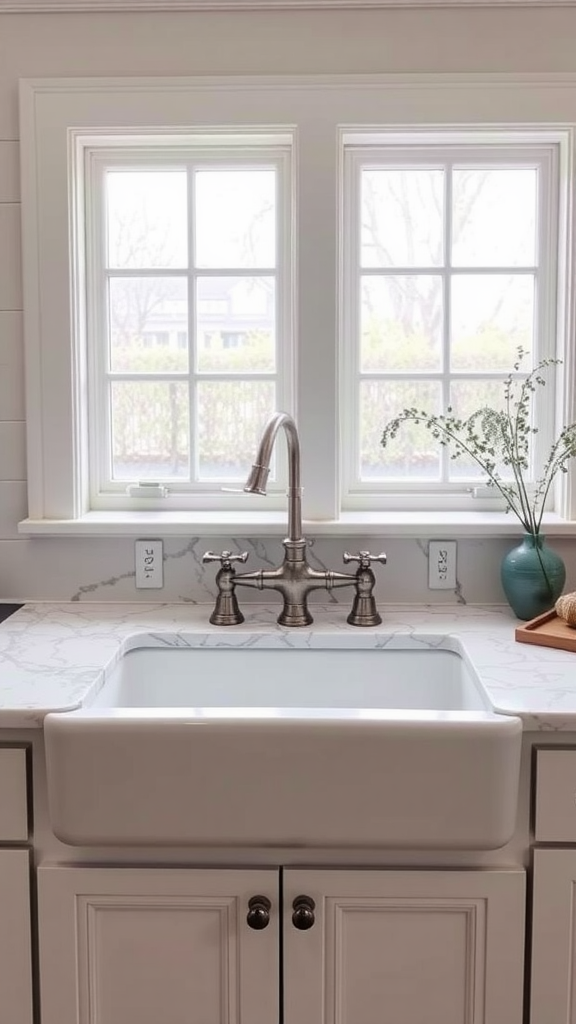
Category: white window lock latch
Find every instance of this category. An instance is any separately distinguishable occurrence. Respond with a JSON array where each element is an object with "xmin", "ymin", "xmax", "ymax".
[{"xmin": 126, "ymin": 482, "xmax": 169, "ymax": 499}]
